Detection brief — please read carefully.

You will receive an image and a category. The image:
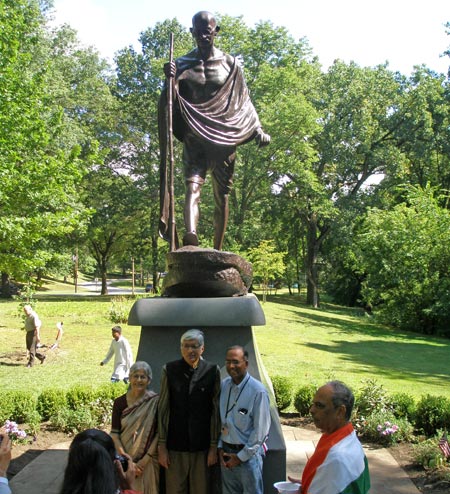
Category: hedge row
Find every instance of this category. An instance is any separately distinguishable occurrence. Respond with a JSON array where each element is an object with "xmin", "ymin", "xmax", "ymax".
[
  {"xmin": 0, "ymin": 382, "xmax": 127, "ymax": 435},
  {"xmin": 271, "ymin": 376, "xmax": 450, "ymax": 442}
]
